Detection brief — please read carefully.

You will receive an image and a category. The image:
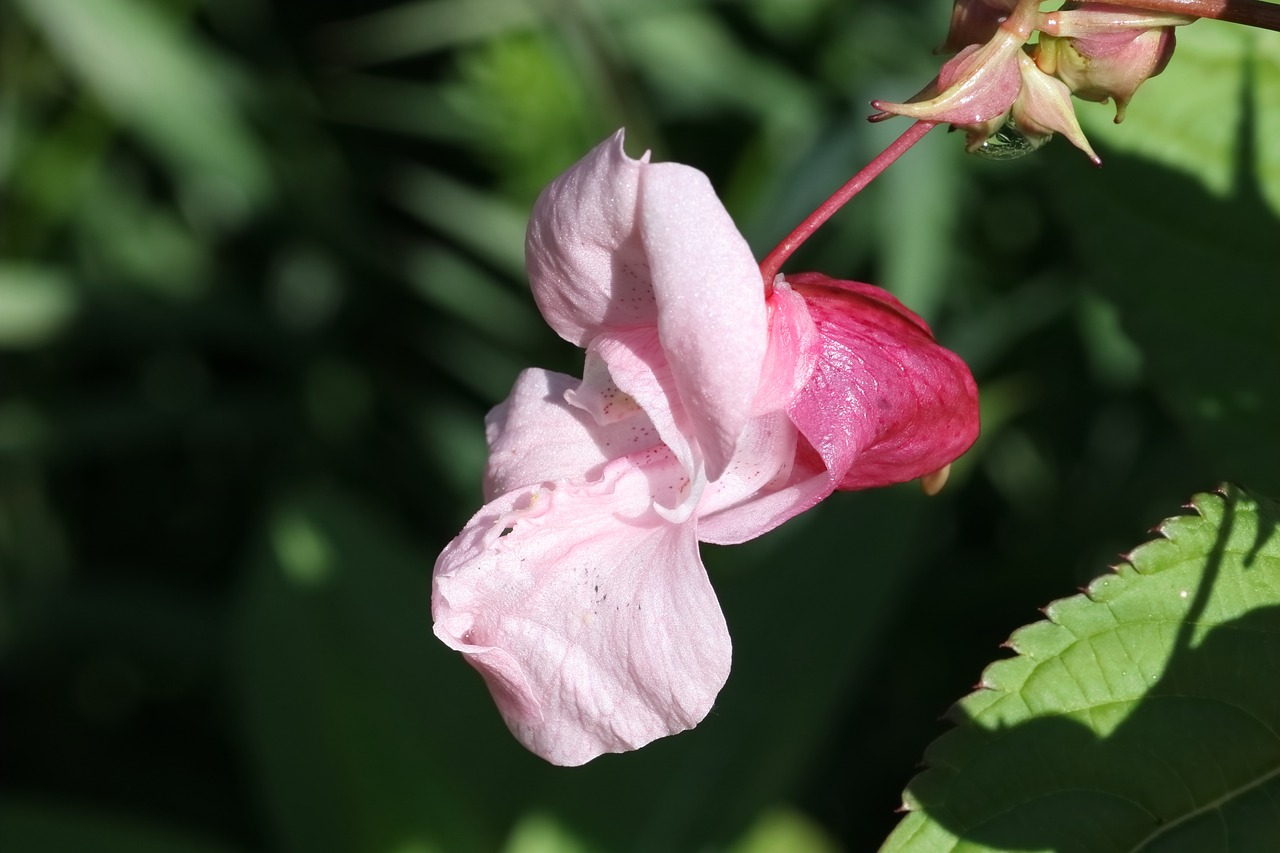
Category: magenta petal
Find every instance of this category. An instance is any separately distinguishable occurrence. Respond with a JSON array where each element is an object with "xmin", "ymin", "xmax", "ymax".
[
  {"xmin": 640, "ymin": 161, "xmax": 768, "ymax": 481},
  {"xmin": 525, "ymin": 130, "xmax": 656, "ymax": 347},
  {"xmin": 432, "ymin": 455, "xmax": 731, "ymax": 766},
  {"xmin": 785, "ymin": 273, "xmax": 980, "ymax": 492},
  {"xmin": 484, "ymin": 368, "xmax": 662, "ymax": 500}
]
